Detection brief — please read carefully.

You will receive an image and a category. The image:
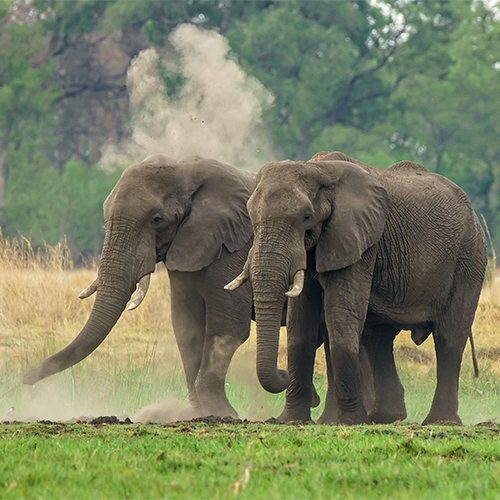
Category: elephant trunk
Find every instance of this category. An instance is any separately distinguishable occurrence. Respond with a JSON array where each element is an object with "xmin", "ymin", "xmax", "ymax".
[
  {"xmin": 251, "ymin": 224, "xmax": 304, "ymax": 394},
  {"xmin": 23, "ymin": 224, "xmax": 143, "ymax": 385}
]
